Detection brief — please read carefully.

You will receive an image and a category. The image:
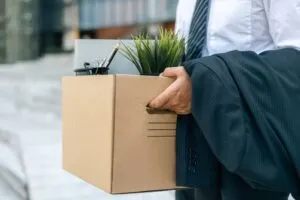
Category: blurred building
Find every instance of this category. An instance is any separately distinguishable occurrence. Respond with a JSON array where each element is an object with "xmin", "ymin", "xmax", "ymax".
[
  {"xmin": 0, "ymin": 0, "xmax": 178, "ymax": 64},
  {"xmin": 0, "ymin": 0, "xmax": 40, "ymax": 64},
  {"xmin": 39, "ymin": 0, "xmax": 64, "ymax": 53},
  {"xmin": 77, "ymin": 0, "xmax": 178, "ymax": 38},
  {"xmin": 0, "ymin": 0, "xmax": 5, "ymax": 63}
]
